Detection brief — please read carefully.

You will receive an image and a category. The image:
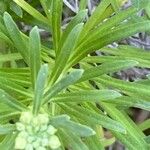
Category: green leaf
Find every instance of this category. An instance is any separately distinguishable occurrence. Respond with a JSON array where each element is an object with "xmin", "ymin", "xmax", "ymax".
[
  {"xmin": 0, "ymin": 53, "xmax": 22, "ymax": 62},
  {"xmin": 44, "ymin": 69, "xmax": 84, "ymax": 103},
  {"xmin": 13, "ymin": 0, "xmax": 49, "ymax": 24},
  {"xmin": 0, "ymin": 1, "xmax": 7, "ymax": 14},
  {"xmin": 51, "ymin": 115, "xmax": 95, "ymax": 137},
  {"xmin": 79, "ymin": 0, "xmax": 111, "ymax": 39},
  {"xmin": 3, "ymin": 12, "xmax": 29, "ymax": 64},
  {"xmin": 85, "ymin": 136, "xmax": 105, "ymax": 150},
  {"xmin": 78, "ymin": 60, "xmax": 138, "ymax": 82},
  {"xmin": 0, "ymin": 19, "xmax": 8, "ymax": 35},
  {"xmin": 97, "ymin": 45, "xmax": 150, "ymax": 68},
  {"xmin": 0, "ymin": 68, "xmax": 30, "ymax": 76},
  {"xmin": 83, "ymin": 55, "xmax": 150, "ymax": 68},
  {"xmin": 112, "ymin": 131, "xmax": 139, "ymax": 150},
  {"xmin": 52, "ymin": 90, "xmax": 121, "ymax": 103},
  {"xmin": 0, "ymin": 78, "xmax": 32, "ymax": 97},
  {"xmin": 39, "ymin": 0, "xmax": 52, "ymax": 25},
  {"xmin": 0, "ymin": 89, "xmax": 28, "ymax": 111},
  {"xmin": 0, "ymin": 111, "xmax": 20, "ymax": 122},
  {"xmin": 131, "ymin": 0, "xmax": 149, "ymax": 9},
  {"xmin": 0, "ymin": 31, "xmax": 13, "ymax": 45},
  {"xmin": 79, "ymin": 0, "xmax": 88, "ymax": 10},
  {"xmin": 50, "ymin": 23, "xmax": 84, "ymax": 84},
  {"xmin": 60, "ymin": 103, "xmax": 126, "ymax": 134},
  {"xmin": 101, "ymin": 103, "xmax": 148, "ymax": 149},
  {"xmin": 0, "ymin": 134, "xmax": 16, "ymax": 150},
  {"xmin": 78, "ymin": 6, "xmax": 137, "ymax": 46},
  {"xmin": 29, "ymin": 26, "xmax": 41, "ymax": 88},
  {"xmin": 96, "ymin": 75, "xmax": 150, "ymax": 101},
  {"xmin": 0, "ymin": 124, "xmax": 15, "ymax": 135},
  {"xmin": 69, "ymin": 20, "xmax": 150, "ymax": 67},
  {"xmin": 33, "ymin": 64, "xmax": 48, "ymax": 115},
  {"xmin": 60, "ymin": 129, "xmax": 89, "ymax": 150},
  {"xmin": 139, "ymin": 119, "xmax": 150, "ymax": 131},
  {"xmin": 59, "ymin": 9, "xmax": 87, "ymax": 49},
  {"xmin": 52, "ymin": 0, "xmax": 63, "ymax": 52},
  {"xmin": 107, "ymin": 96, "xmax": 150, "ymax": 111},
  {"xmin": 110, "ymin": 0, "xmax": 121, "ymax": 12},
  {"xmin": 0, "ymin": 71, "xmax": 30, "ymax": 87},
  {"xmin": 10, "ymin": 1, "xmax": 23, "ymax": 17},
  {"xmin": 144, "ymin": 136, "xmax": 150, "ymax": 144}
]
